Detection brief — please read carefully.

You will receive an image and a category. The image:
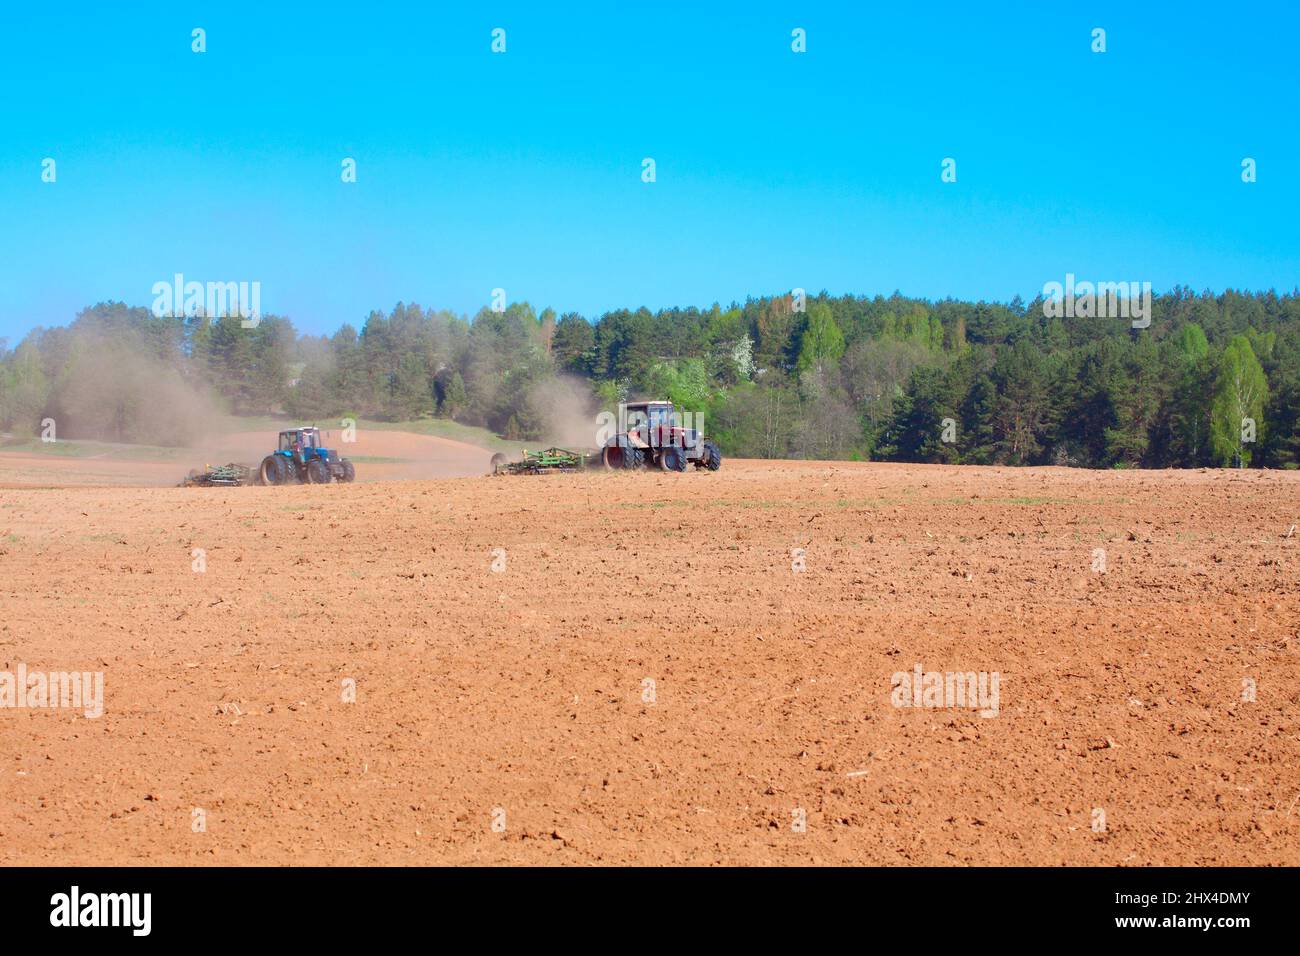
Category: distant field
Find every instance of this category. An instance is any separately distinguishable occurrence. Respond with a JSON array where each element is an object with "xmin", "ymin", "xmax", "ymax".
[
  {"xmin": 215, "ymin": 415, "xmax": 516, "ymax": 452},
  {"xmin": 0, "ymin": 418, "xmax": 498, "ymax": 487},
  {"xmin": 0, "ymin": 437, "xmax": 188, "ymax": 461}
]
